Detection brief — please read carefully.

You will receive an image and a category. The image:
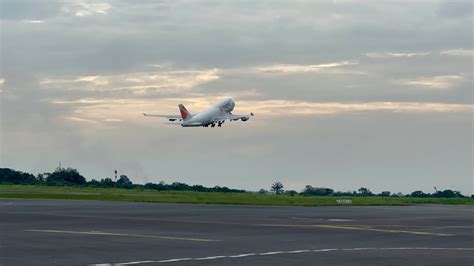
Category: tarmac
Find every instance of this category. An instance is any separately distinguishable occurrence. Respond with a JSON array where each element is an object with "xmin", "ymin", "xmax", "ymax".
[{"xmin": 1, "ymin": 199, "xmax": 473, "ymax": 265}]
